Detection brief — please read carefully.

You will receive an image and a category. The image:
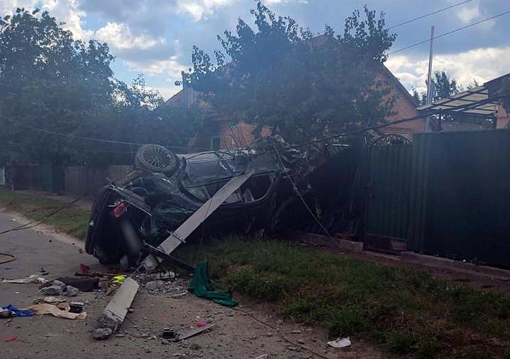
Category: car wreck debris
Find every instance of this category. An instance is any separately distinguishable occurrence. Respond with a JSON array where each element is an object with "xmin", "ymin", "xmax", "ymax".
[
  {"xmin": 176, "ymin": 323, "xmax": 216, "ymax": 341},
  {"xmin": 85, "ymin": 138, "xmax": 326, "ymax": 269}
]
